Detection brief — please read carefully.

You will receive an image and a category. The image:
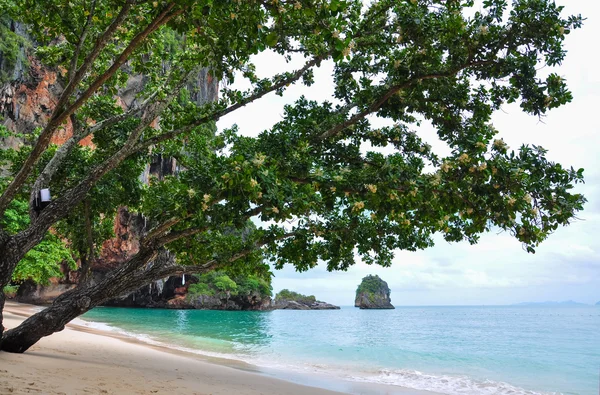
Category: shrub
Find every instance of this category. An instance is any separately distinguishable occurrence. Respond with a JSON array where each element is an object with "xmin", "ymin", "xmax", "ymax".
[
  {"xmin": 213, "ymin": 274, "xmax": 238, "ymax": 295},
  {"xmin": 3, "ymin": 285, "xmax": 18, "ymax": 298},
  {"xmin": 188, "ymin": 271, "xmax": 272, "ymax": 299},
  {"xmin": 237, "ymin": 276, "xmax": 272, "ymax": 297},
  {"xmin": 188, "ymin": 283, "xmax": 214, "ymax": 296},
  {"xmin": 356, "ymin": 275, "xmax": 385, "ymax": 296}
]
